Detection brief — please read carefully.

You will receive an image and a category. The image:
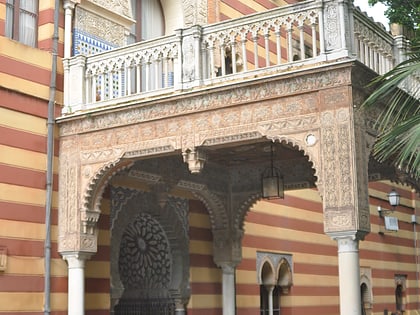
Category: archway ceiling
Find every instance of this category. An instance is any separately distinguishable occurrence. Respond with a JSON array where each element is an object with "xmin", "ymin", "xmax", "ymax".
[
  {"xmin": 122, "ymin": 140, "xmax": 317, "ymax": 195},
  {"xmin": 112, "ymin": 139, "xmax": 419, "ymax": 196}
]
